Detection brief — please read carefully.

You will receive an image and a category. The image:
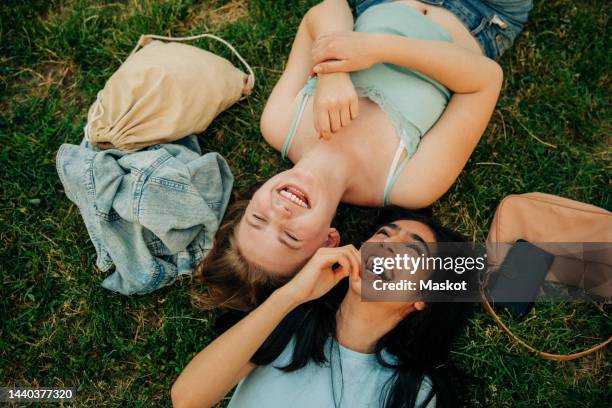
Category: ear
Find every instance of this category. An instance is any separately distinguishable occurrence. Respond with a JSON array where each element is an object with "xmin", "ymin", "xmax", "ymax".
[
  {"xmin": 414, "ymin": 301, "xmax": 426, "ymax": 311},
  {"xmin": 324, "ymin": 228, "xmax": 340, "ymax": 248}
]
